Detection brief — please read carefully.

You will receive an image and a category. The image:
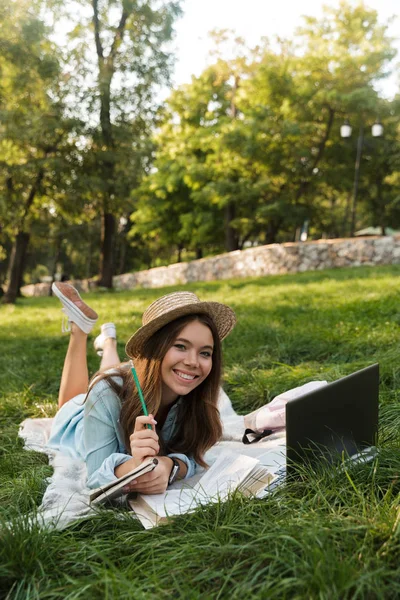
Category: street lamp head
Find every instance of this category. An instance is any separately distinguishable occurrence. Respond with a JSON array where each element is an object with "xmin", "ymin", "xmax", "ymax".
[
  {"xmin": 340, "ymin": 120, "xmax": 352, "ymax": 138},
  {"xmin": 372, "ymin": 122, "xmax": 384, "ymax": 137}
]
